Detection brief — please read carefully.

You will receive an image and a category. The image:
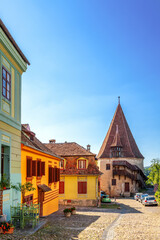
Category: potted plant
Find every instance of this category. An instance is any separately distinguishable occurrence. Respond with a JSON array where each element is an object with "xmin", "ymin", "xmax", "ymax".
[
  {"xmin": 0, "ymin": 222, "xmax": 14, "ymax": 234},
  {"xmin": 0, "ymin": 175, "xmax": 10, "ymax": 191},
  {"xmin": 0, "ymin": 175, "xmax": 10, "ymax": 222},
  {"xmin": 63, "ymin": 208, "xmax": 71, "ymax": 217},
  {"xmin": 71, "ymin": 207, "xmax": 76, "ymax": 215}
]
